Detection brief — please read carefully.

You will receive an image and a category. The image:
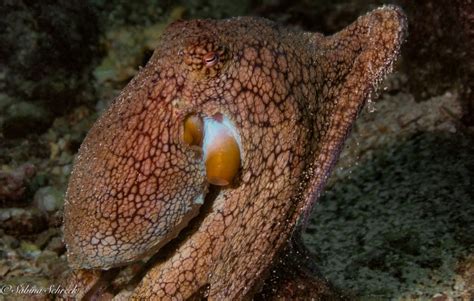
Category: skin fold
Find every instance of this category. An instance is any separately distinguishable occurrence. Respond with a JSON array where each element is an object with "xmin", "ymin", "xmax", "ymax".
[{"xmin": 62, "ymin": 6, "xmax": 407, "ymax": 300}]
